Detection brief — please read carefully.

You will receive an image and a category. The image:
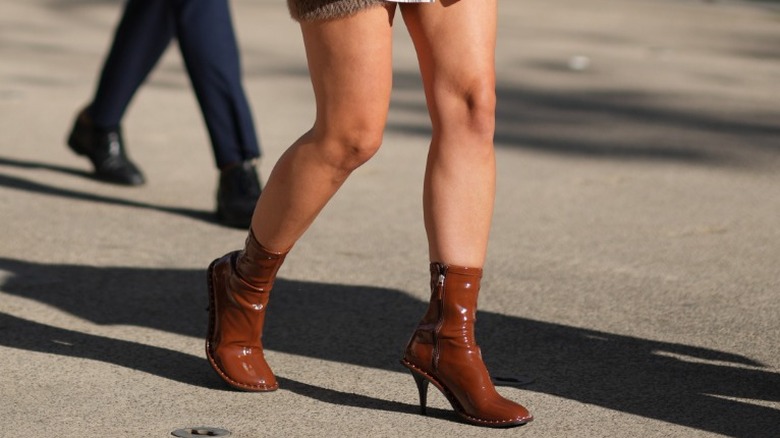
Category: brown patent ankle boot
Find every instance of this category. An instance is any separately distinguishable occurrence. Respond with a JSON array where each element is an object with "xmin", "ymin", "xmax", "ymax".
[
  {"xmin": 401, "ymin": 263, "xmax": 533, "ymax": 427},
  {"xmin": 206, "ymin": 230, "xmax": 287, "ymax": 391}
]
